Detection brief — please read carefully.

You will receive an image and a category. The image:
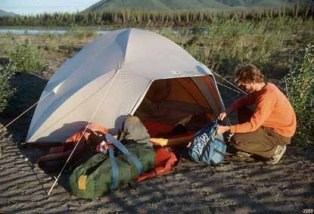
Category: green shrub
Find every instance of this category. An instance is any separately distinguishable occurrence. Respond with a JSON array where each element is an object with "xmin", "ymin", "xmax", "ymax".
[
  {"xmin": 7, "ymin": 39, "xmax": 44, "ymax": 73},
  {"xmin": 161, "ymin": 18, "xmax": 311, "ymax": 77},
  {"xmin": 0, "ymin": 66, "xmax": 15, "ymax": 113},
  {"xmin": 281, "ymin": 44, "xmax": 314, "ymax": 145},
  {"xmin": 65, "ymin": 25, "xmax": 97, "ymax": 40}
]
